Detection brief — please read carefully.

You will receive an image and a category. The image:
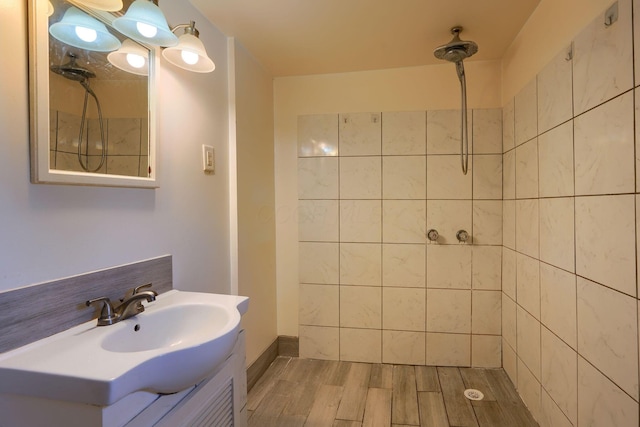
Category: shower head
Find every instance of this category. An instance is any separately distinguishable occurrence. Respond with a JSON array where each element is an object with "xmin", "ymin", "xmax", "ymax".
[
  {"xmin": 433, "ymin": 27, "xmax": 478, "ymax": 63},
  {"xmin": 50, "ymin": 54, "xmax": 96, "ymax": 83}
]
